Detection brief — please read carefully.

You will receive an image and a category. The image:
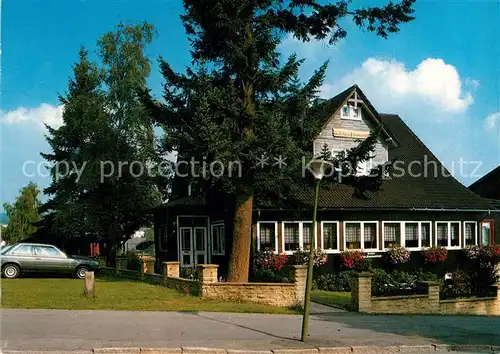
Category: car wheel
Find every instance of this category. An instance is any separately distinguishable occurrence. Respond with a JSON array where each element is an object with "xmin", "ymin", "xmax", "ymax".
[
  {"xmin": 2, "ymin": 264, "xmax": 20, "ymax": 279},
  {"xmin": 75, "ymin": 266, "xmax": 89, "ymax": 279}
]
